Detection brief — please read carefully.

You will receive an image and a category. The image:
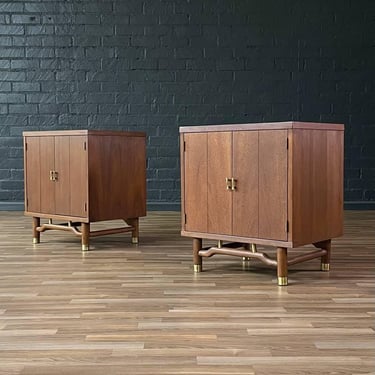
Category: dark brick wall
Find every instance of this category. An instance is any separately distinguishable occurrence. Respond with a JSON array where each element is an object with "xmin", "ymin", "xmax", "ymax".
[{"xmin": 0, "ymin": 0, "xmax": 374, "ymax": 209}]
